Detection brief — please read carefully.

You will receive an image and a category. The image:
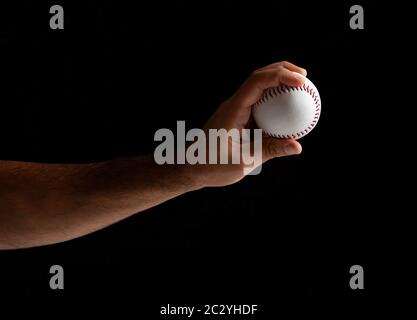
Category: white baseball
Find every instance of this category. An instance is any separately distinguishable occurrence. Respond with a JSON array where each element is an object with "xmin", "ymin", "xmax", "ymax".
[{"xmin": 252, "ymin": 74, "xmax": 321, "ymax": 139}]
